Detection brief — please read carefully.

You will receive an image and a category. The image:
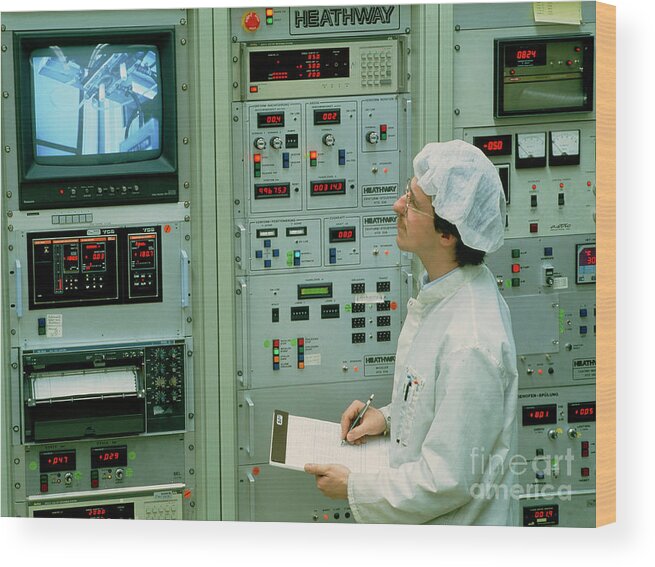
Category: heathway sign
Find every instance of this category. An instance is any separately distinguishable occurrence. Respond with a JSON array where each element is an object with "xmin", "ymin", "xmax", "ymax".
[{"xmin": 293, "ymin": 6, "xmax": 397, "ymax": 29}]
